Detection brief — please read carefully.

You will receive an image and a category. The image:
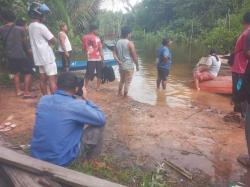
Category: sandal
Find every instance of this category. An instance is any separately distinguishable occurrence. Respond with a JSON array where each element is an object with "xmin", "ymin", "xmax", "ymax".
[
  {"xmin": 16, "ymin": 91, "xmax": 24, "ymax": 96},
  {"xmin": 23, "ymin": 94, "xmax": 37, "ymax": 99},
  {"xmin": 237, "ymin": 155, "xmax": 250, "ymax": 168}
]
